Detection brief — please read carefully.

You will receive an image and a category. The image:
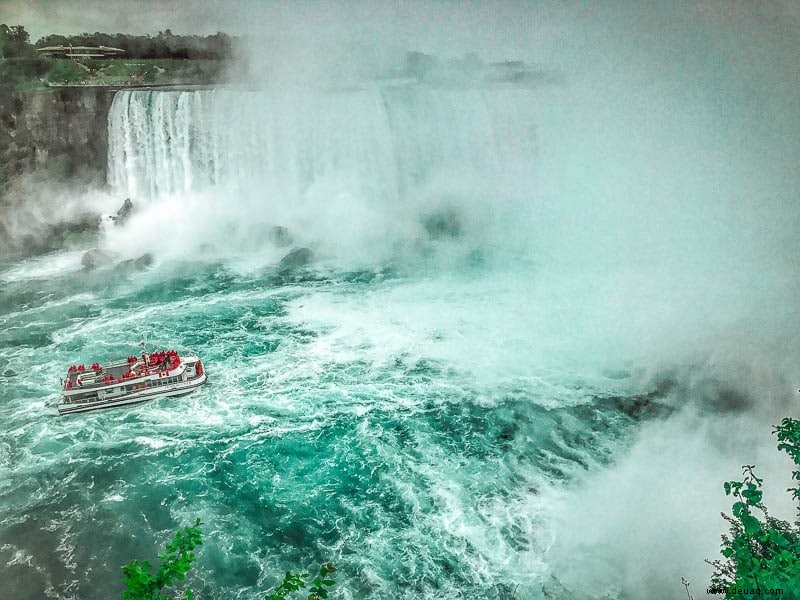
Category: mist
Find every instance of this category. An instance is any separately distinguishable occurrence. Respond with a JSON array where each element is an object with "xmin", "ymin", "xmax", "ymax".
[
  {"xmin": 508, "ymin": 5, "xmax": 800, "ymax": 596},
  {"xmin": 4, "ymin": 2, "xmax": 800, "ymax": 598},
  {"xmin": 90, "ymin": 10, "xmax": 800, "ymax": 593}
]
